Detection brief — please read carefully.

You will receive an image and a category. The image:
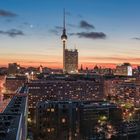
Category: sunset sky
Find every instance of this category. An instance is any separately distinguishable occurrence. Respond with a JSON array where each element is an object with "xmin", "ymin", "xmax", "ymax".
[{"xmin": 0, "ymin": 0, "xmax": 140, "ymax": 68}]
